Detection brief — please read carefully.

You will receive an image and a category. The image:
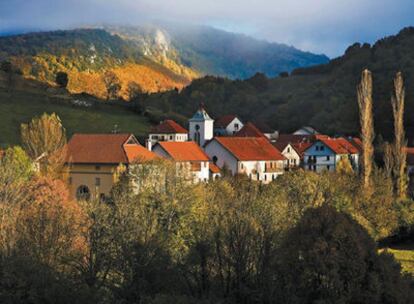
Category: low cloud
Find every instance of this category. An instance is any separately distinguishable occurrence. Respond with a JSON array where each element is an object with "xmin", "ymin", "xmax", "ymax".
[{"xmin": 1, "ymin": 0, "xmax": 414, "ymax": 56}]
